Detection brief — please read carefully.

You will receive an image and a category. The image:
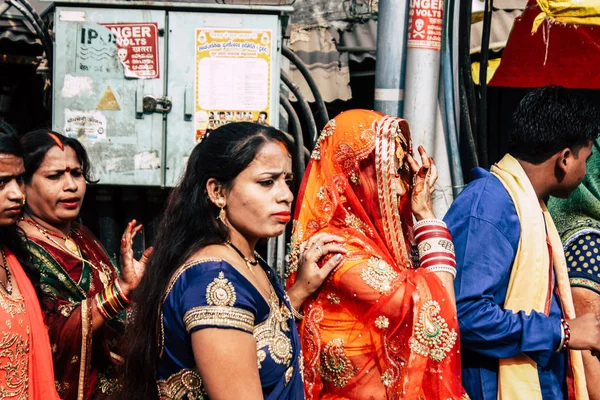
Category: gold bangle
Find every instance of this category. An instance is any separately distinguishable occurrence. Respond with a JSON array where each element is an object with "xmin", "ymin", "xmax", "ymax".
[
  {"xmin": 95, "ymin": 293, "xmax": 112, "ymax": 320},
  {"xmin": 114, "ymin": 279, "xmax": 132, "ymax": 304},
  {"xmin": 289, "ymin": 304, "xmax": 304, "ymax": 320}
]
